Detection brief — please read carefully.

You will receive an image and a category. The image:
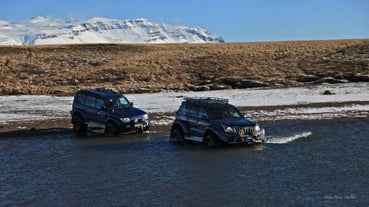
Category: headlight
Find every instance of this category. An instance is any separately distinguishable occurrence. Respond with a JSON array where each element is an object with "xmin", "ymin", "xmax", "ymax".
[
  {"xmin": 121, "ymin": 117, "xmax": 130, "ymax": 123},
  {"xmin": 225, "ymin": 127, "xmax": 234, "ymax": 133},
  {"xmin": 222, "ymin": 125, "xmax": 234, "ymax": 133},
  {"xmin": 253, "ymin": 124, "xmax": 261, "ymax": 136},
  {"xmin": 143, "ymin": 114, "xmax": 149, "ymax": 120}
]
